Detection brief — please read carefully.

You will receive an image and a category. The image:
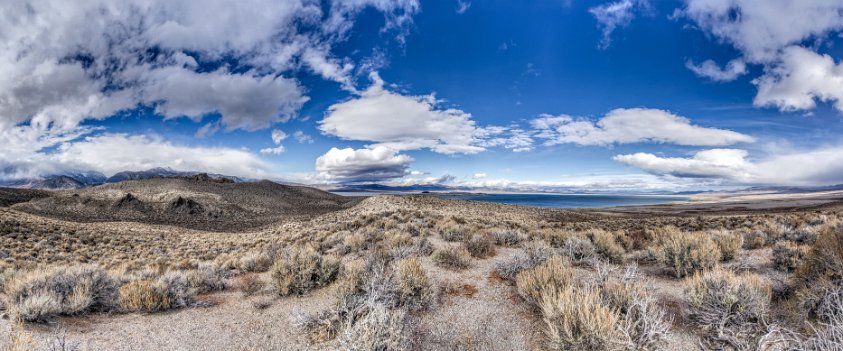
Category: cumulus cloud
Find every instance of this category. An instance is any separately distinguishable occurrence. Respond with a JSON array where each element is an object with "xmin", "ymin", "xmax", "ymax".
[
  {"xmin": 0, "ymin": 133, "xmax": 270, "ymax": 181},
  {"xmin": 753, "ymin": 46, "xmax": 843, "ymax": 112},
  {"xmin": 0, "ymin": 0, "xmax": 420, "ymax": 180},
  {"xmin": 681, "ymin": 0, "xmax": 843, "ymax": 63},
  {"xmin": 680, "ymin": 0, "xmax": 843, "ymax": 112},
  {"xmin": 589, "ymin": 0, "xmax": 650, "ymax": 49},
  {"xmin": 319, "ymin": 72, "xmax": 491, "ymax": 154},
  {"xmin": 686, "ymin": 59, "xmax": 747, "ymax": 82},
  {"xmin": 531, "ymin": 108, "xmax": 755, "ymax": 146},
  {"xmin": 473, "ymin": 173, "xmax": 487, "ymax": 179},
  {"xmin": 260, "ymin": 129, "xmax": 289, "ymax": 155},
  {"xmin": 315, "ymin": 146, "xmax": 413, "ymax": 183},
  {"xmin": 615, "ymin": 146, "xmax": 843, "ymax": 186},
  {"xmin": 293, "ymin": 131, "xmax": 315, "ymax": 144}
]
